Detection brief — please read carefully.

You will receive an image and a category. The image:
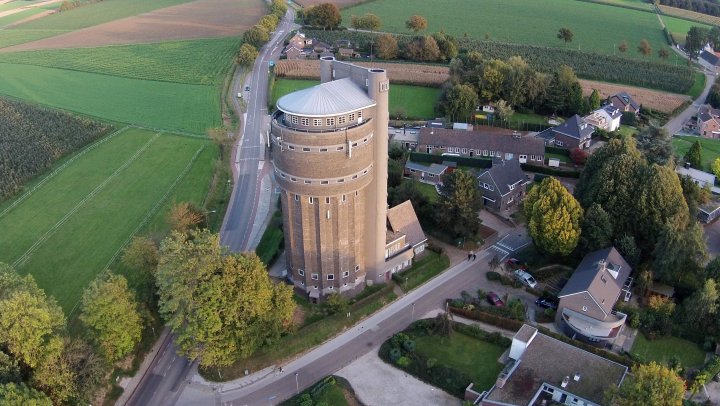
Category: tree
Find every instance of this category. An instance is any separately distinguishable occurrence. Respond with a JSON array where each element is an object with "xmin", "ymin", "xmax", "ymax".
[
  {"xmin": 269, "ymin": 0, "xmax": 287, "ymax": 18},
  {"xmin": 637, "ymin": 39, "xmax": 652, "ymax": 56},
  {"xmin": 653, "ymin": 219, "xmax": 707, "ymax": 284},
  {"xmin": 31, "ymin": 340, "xmax": 76, "ymax": 404},
  {"xmin": 304, "ymin": 3, "xmax": 341, "ymax": 30},
  {"xmin": 156, "ymin": 230, "xmax": 295, "ymax": 367},
  {"xmin": 679, "ymin": 173, "xmax": 710, "ymax": 218},
  {"xmin": 557, "ymin": 27, "xmax": 574, "ymax": 43},
  {"xmin": 167, "ymin": 201, "xmax": 204, "ymax": 233},
  {"xmin": 325, "ymin": 293, "xmax": 349, "ymax": 314},
  {"xmin": 683, "ymin": 279, "xmax": 719, "ymax": 329},
  {"xmin": 608, "ymin": 362, "xmax": 684, "ymax": 406},
  {"xmin": 581, "ymin": 204, "xmax": 613, "ymax": 252},
  {"xmin": 350, "ymin": 13, "xmax": 381, "ymax": 31},
  {"xmin": 547, "ymin": 65, "xmax": 583, "ymax": 115},
  {"xmin": 495, "ymin": 99, "xmax": 514, "ymax": 122},
  {"xmin": 503, "ymin": 56, "xmax": 531, "ymax": 107},
  {"xmin": 636, "ymin": 126, "xmax": 674, "ymax": 166},
  {"xmin": 61, "ymin": 338, "xmax": 105, "ymax": 406},
  {"xmin": 658, "ymin": 48, "xmax": 670, "ymax": 59},
  {"xmin": 685, "ymin": 140, "xmax": 702, "ymax": 168},
  {"xmin": 569, "ymin": 148, "xmax": 588, "ymax": 165},
  {"xmin": 479, "ymin": 58, "xmax": 509, "ymax": 101},
  {"xmin": 707, "ymin": 81, "xmax": 720, "ymax": 108},
  {"xmin": 236, "ymin": 43, "xmax": 258, "ymax": 67},
  {"xmin": 80, "ymin": 272, "xmax": 142, "ymax": 363},
  {"xmin": 388, "ymin": 181, "xmax": 435, "ymax": 229},
  {"xmin": 618, "ymin": 40, "xmax": 628, "ymax": 53},
  {"xmin": 713, "ymin": 157, "xmax": 720, "ymax": 178},
  {"xmin": 122, "ymin": 235, "xmax": 158, "ymax": 272},
  {"xmin": 403, "ymin": 35, "xmax": 441, "ymax": 62},
  {"xmin": 376, "ymin": 33, "xmax": 398, "ymax": 59},
  {"xmin": 588, "ymin": 89, "xmax": 601, "ymax": 110},
  {"xmin": 636, "ymin": 165, "xmax": 689, "ymax": 250},
  {"xmin": 438, "ymin": 83, "xmax": 478, "ymax": 122},
  {"xmin": 433, "ymin": 31, "xmax": 458, "ymax": 61},
  {"xmin": 405, "ymin": 15, "xmax": 428, "ymax": 32},
  {"xmin": 709, "ymin": 26, "xmax": 720, "ymax": 51},
  {"xmin": 0, "ymin": 382, "xmax": 52, "ymax": 406},
  {"xmin": 615, "ymin": 233, "xmax": 640, "ymax": 267},
  {"xmin": 686, "ymin": 26, "xmax": 708, "ymax": 60},
  {"xmin": 388, "ymin": 158, "xmax": 403, "ymax": 188},
  {"xmin": 243, "ymin": 25, "xmax": 269, "ymax": 48},
  {"xmin": 436, "ymin": 170, "xmax": 482, "ymax": 240},
  {"xmin": 0, "ymin": 351, "xmax": 21, "ymax": 385},
  {"xmin": 524, "ymin": 177, "xmax": 583, "ymax": 256},
  {"xmin": 259, "ymin": 14, "xmax": 279, "ymax": 32}
]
